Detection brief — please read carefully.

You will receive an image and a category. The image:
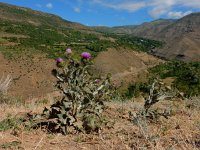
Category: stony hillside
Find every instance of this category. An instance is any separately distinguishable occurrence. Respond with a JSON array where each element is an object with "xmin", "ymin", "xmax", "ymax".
[{"xmin": 152, "ymin": 13, "xmax": 200, "ymax": 61}]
